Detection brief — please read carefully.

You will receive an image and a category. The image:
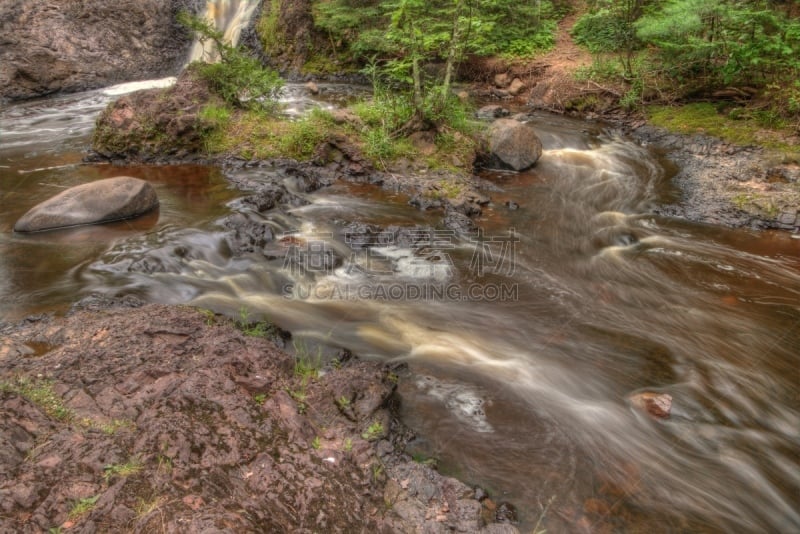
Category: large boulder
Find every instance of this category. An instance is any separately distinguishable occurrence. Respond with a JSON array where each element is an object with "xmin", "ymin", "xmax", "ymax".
[
  {"xmin": 13, "ymin": 176, "xmax": 158, "ymax": 233},
  {"xmin": 0, "ymin": 0, "xmax": 203, "ymax": 101},
  {"xmin": 487, "ymin": 119, "xmax": 542, "ymax": 171}
]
